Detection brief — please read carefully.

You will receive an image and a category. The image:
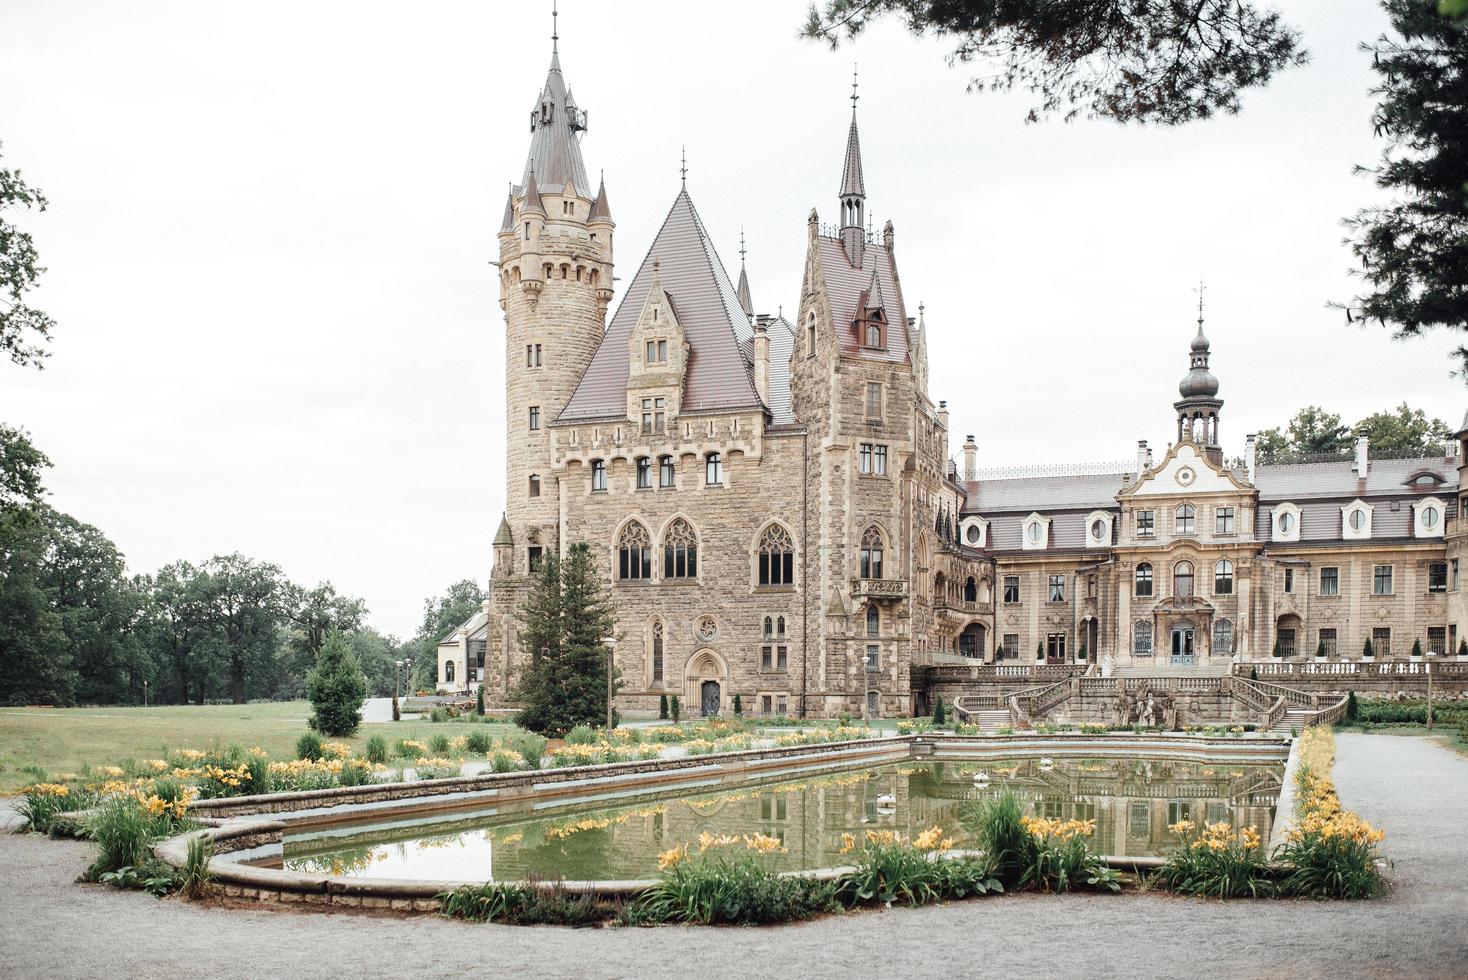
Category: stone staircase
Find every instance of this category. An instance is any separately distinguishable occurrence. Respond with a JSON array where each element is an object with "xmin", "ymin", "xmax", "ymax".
[
  {"xmin": 1271, "ymin": 707, "xmax": 1315, "ymax": 736},
  {"xmin": 966, "ymin": 708, "xmax": 1012, "ymax": 731}
]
